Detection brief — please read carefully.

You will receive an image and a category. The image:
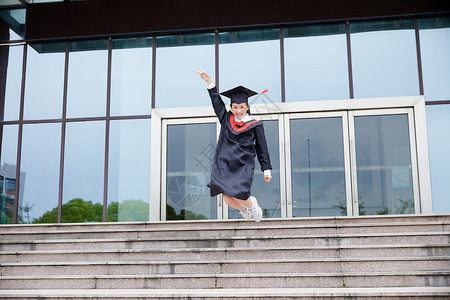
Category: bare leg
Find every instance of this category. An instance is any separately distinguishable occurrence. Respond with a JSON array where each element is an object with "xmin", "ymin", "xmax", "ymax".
[
  {"xmin": 223, "ymin": 194, "xmax": 253, "ymax": 209},
  {"xmin": 222, "ymin": 194, "xmax": 243, "ymax": 209}
]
